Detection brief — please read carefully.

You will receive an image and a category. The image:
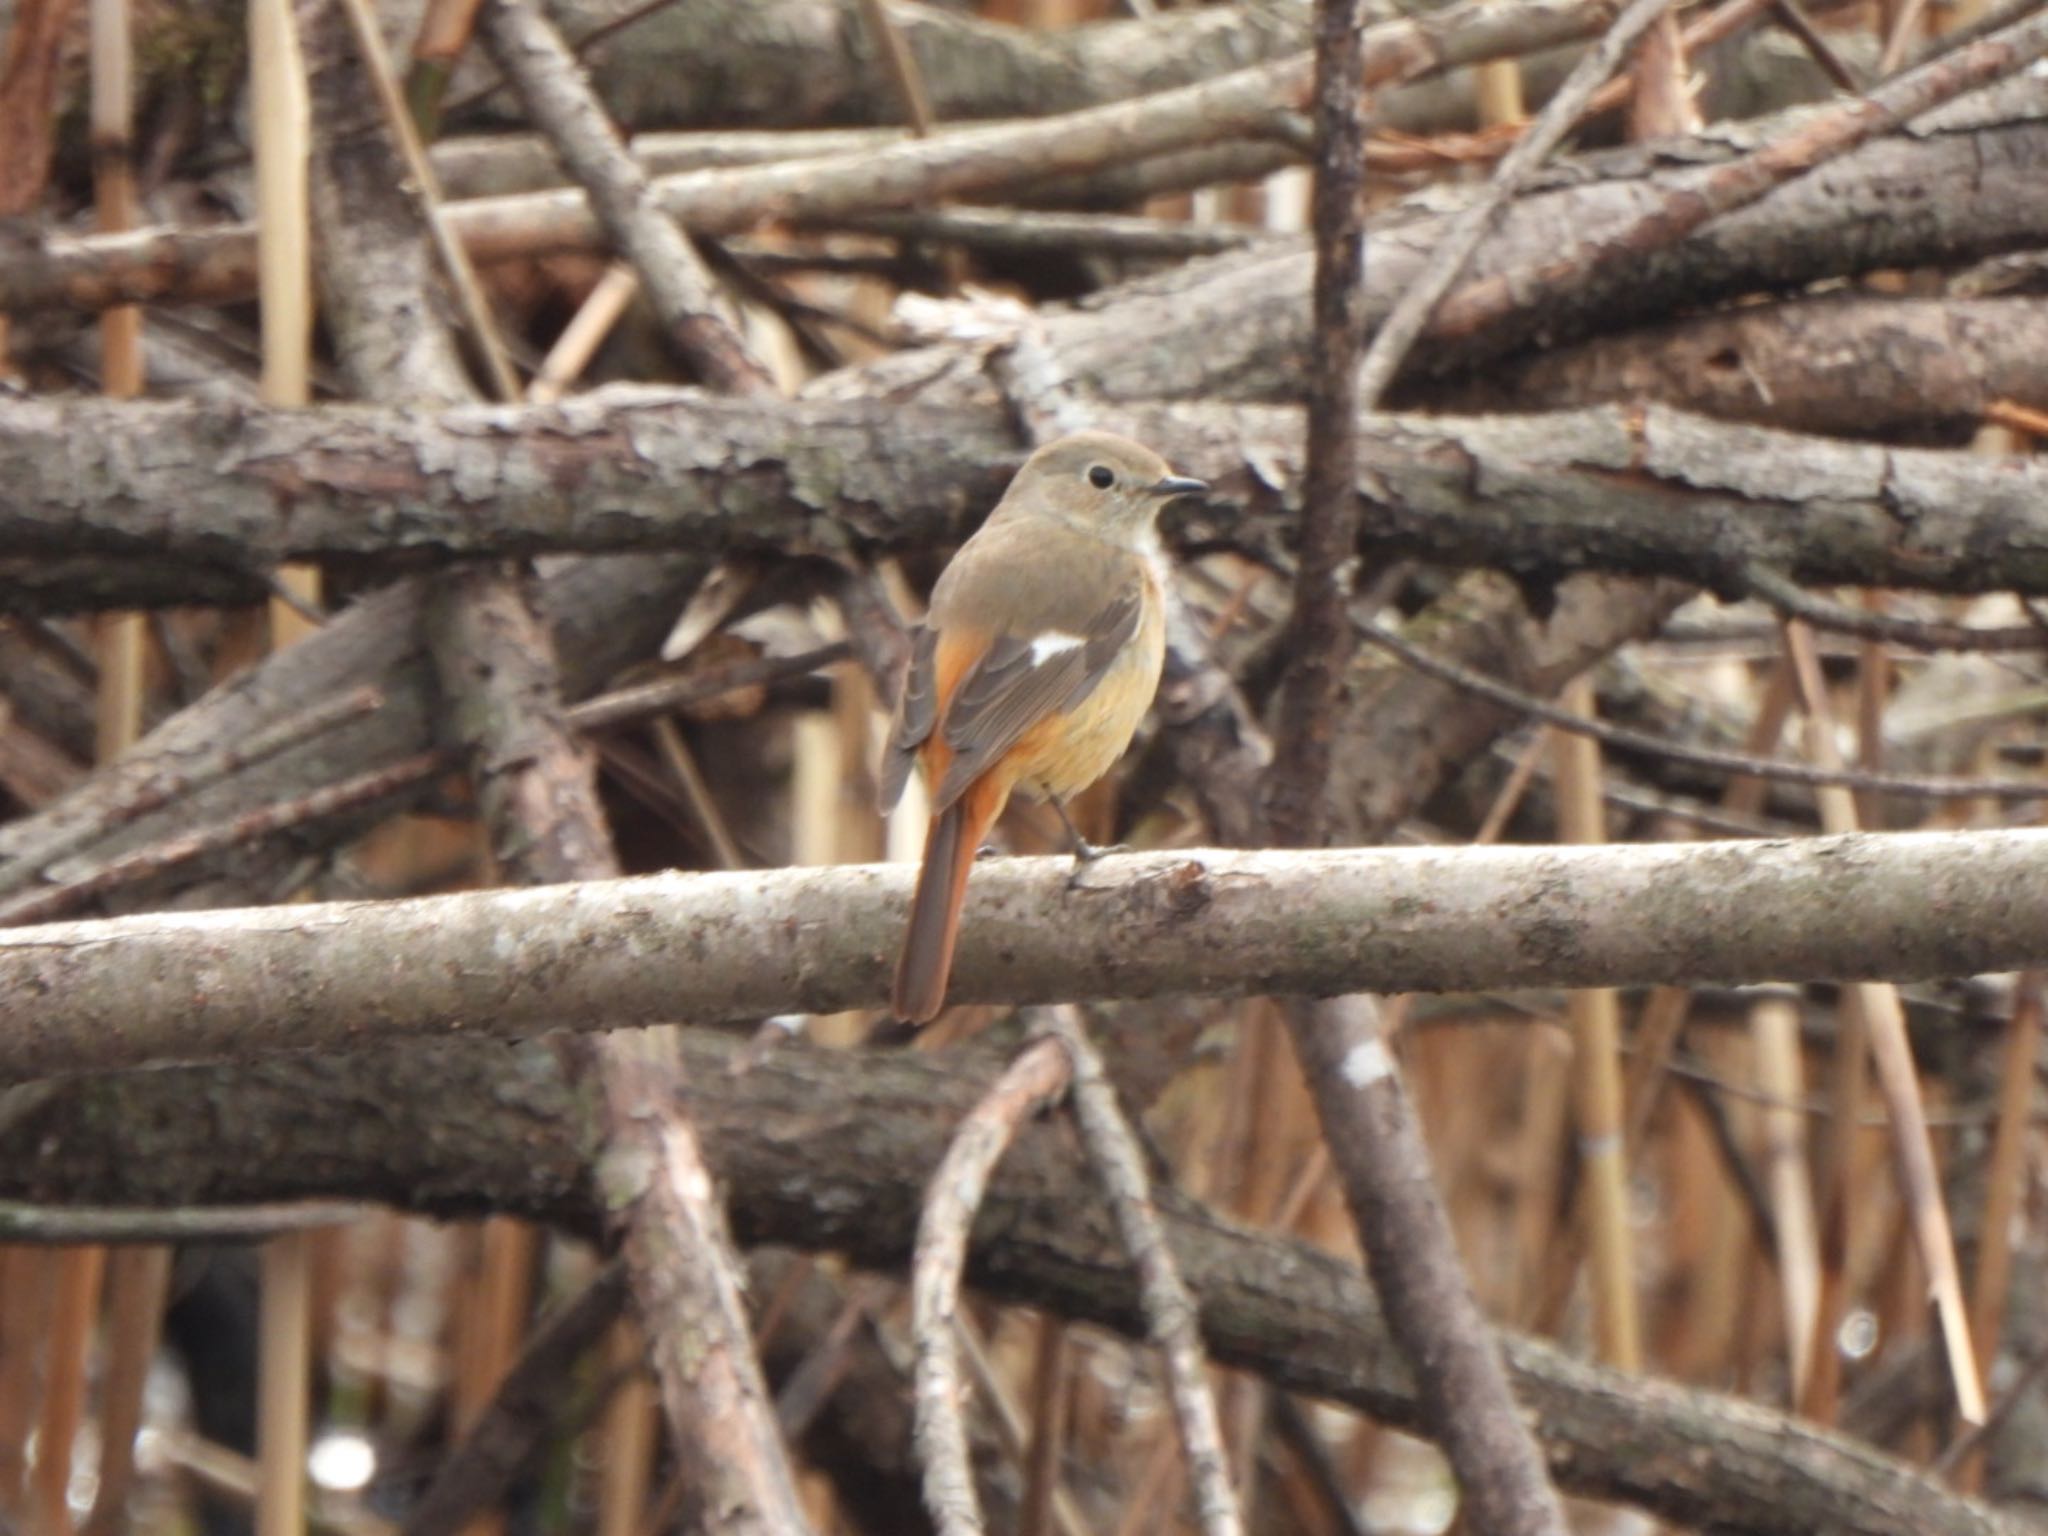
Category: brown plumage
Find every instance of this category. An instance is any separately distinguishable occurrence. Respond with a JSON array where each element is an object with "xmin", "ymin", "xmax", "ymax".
[{"xmin": 880, "ymin": 431, "xmax": 1208, "ymax": 1024}]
